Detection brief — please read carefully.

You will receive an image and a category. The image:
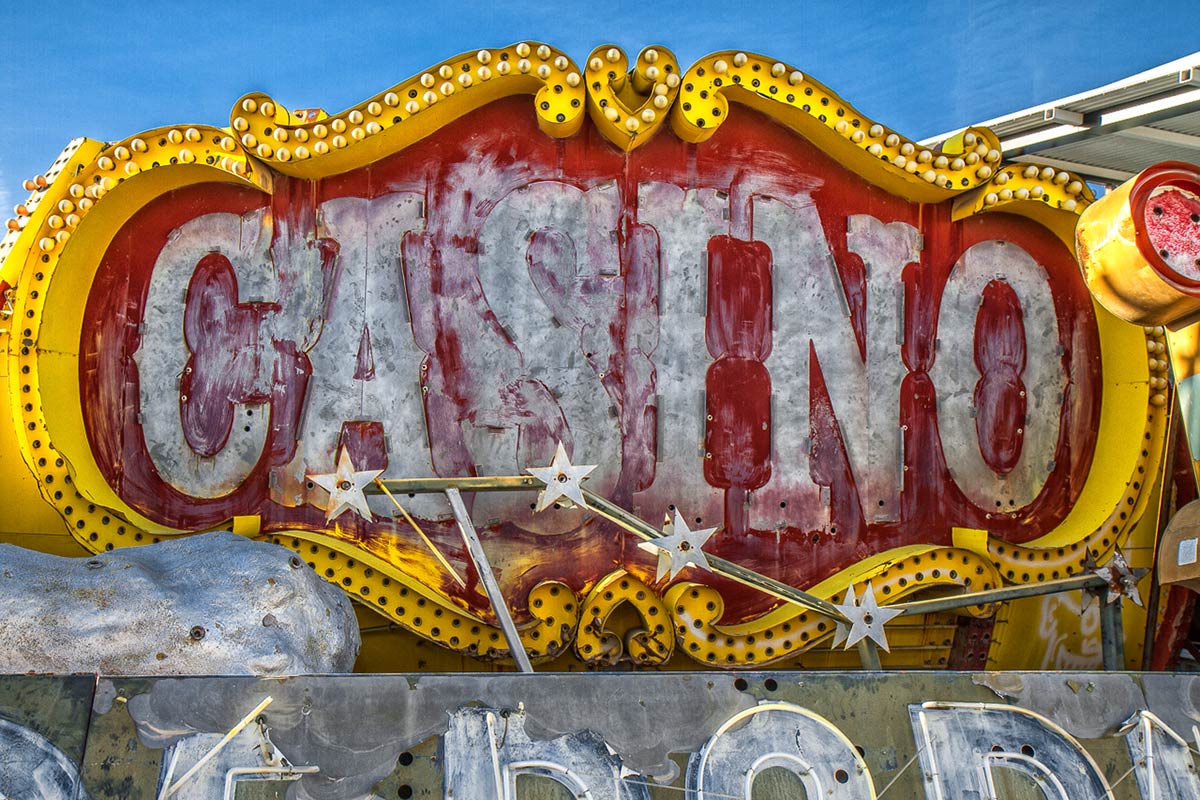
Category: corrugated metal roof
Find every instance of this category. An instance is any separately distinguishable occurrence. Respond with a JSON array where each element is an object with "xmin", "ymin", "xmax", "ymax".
[
  {"xmin": 1038, "ymin": 137, "xmax": 1184, "ymax": 176},
  {"xmin": 1152, "ymin": 110, "xmax": 1200, "ymax": 137},
  {"xmin": 922, "ymin": 53, "xmax": 1200, "ymax": 187}
]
